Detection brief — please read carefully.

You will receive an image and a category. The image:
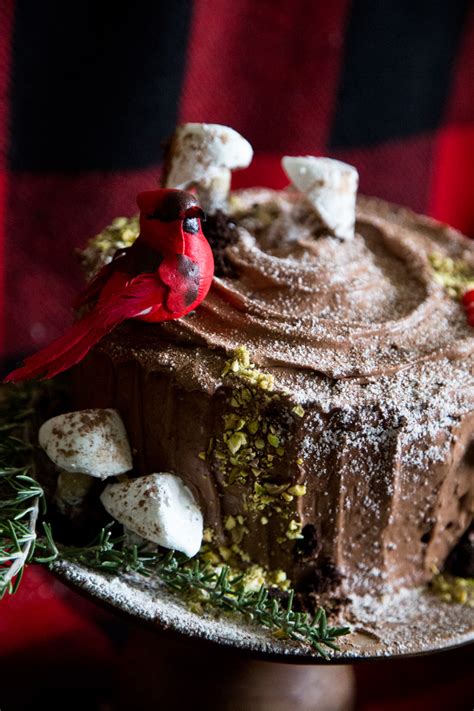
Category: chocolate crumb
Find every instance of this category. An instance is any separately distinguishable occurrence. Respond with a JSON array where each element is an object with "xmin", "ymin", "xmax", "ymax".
[
  {"xmin": 202, "ymin": 211, "xmax": 239, "ymax": 277},
  {"xmin": 293, "ymin": 524, "xmax": 321, "ymax": 560},
  {"xmin": 444, "ymin": 522, "xmax": 474, "ymax": 577}
]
